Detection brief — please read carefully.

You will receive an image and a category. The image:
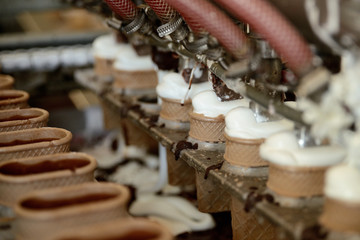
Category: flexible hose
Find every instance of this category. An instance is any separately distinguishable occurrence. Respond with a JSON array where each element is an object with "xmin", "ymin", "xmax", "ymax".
[
  {"xmin": 213, "ymin": 0, "xmax": 313, "ymax": 76},
  {"xmin": 145, "ymin": 0, "xmax": 205, "ymax": 34},
  {"xmin": 164, "ymin": 0, "xmax": 248, "ymax": 58},
  {"xmin": 103, "ymin": 0, "xmax": 137, "ymax": 21},
  {"xmin": 144, "ymin": 0, "xmax": 177, "ymax": 23}
]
